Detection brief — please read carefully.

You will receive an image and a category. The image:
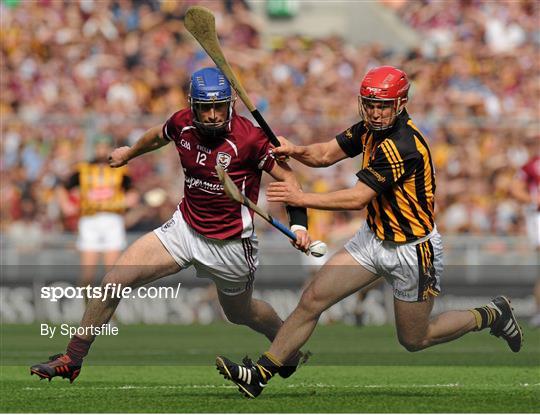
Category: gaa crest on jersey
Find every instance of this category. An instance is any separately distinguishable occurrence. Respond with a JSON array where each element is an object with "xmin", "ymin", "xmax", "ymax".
[{"xmin": 216, "ymin": 152, "xmax": 232, "ymax": 170}]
